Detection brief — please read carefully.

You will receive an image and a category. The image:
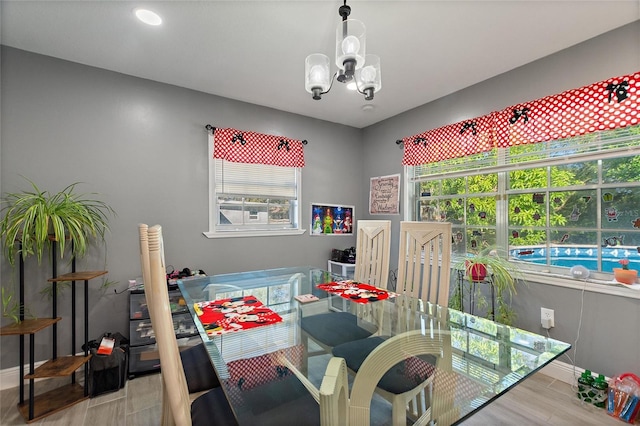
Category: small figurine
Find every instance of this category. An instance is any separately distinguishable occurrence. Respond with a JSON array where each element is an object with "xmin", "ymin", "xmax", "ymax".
[
  {"xmin": 323, "ymin": 208, "xmax": 333, "ymax": 234},
  {"xmin": 343, "ymin": 213, "xmax": 352, "ymax": 234},
  {"xmin": 333, "ymin": 214, "xmax": 343, "ymax": 233},
  {"xmin": 312, "ymin": 214, "xmax": 322, "ymax": 234}
]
